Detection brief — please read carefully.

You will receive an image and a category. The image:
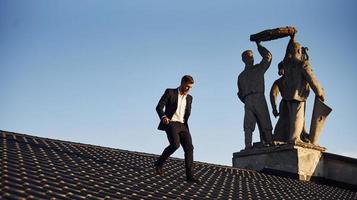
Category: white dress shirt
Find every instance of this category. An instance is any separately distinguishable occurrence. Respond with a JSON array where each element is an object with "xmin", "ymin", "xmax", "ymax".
[{"xmin": 171, "ymin": 88, "xmax": 187, "ymax": 123}]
